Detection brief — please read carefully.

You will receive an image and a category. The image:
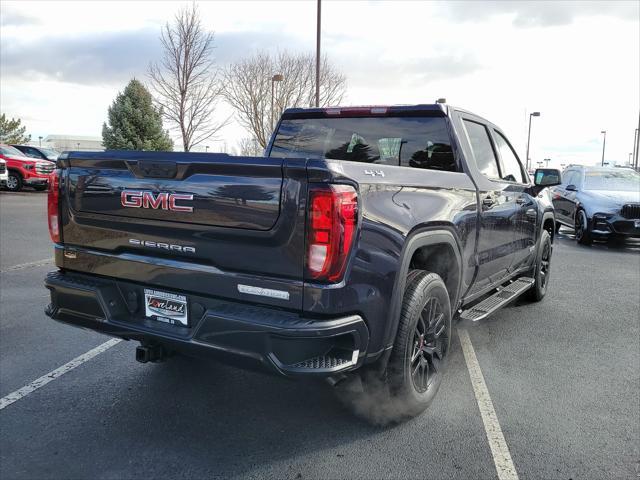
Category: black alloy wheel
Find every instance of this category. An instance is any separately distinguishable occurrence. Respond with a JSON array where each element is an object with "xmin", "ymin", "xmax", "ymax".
[
  {"xmin": 525, "ymin": 229, "xmax": 552, "ymax": 302},
  {"xmin": 575, "ymin": 210, "xmax": 592, "ymax": 245},
  {"xmin": 410, "ymin": 297, "xmax": 447, "ymax": 393}
]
